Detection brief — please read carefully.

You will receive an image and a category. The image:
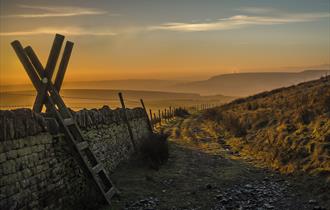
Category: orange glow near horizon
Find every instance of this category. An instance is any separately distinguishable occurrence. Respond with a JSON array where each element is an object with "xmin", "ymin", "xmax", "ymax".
[{"xmin": 0, "ymin": 1, "xmax": 329, "ymax": 85}]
